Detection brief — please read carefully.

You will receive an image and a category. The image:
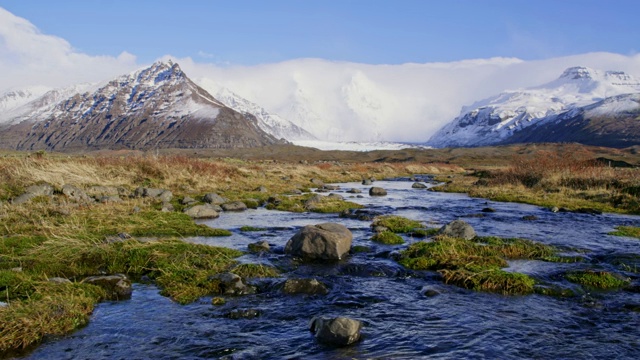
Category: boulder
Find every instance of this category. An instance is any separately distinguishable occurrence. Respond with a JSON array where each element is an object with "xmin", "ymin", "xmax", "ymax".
[
  {"xmin": 212, "ymin": 272, "xmax": 256, "ymax": 296},
  {"xmin": 203, "ymin": 193, "xmax": 226, "ymax": 205},
  {"xmin": 438, "ymin": 220, "xmax": 476, "ymax": 240},
  {"xmin": 411, "ymin": 182, "xmax": 428, "ymax": 189},
  {"xmin": 310, "ymin": 178, "xmax": 324, "ymax": 186},
  {"xmin": 248, "ymin": 240, "xmax": 271, "ymax": 253},
  {"xmin": 183, "ymin": 204, "xmax": 219, "ymax": 219},
  {"xmin": 282, "ymin": 278, "xmax": 329, "ymax": 295},
  {"xmin": 346, "ymin": 188, "xmax": 362, "ymax": 194},
  {"xmin": 143, "ymin": 188, "xmax": 165, "ymax": 198},
  {"xmin": 369, "ymin": 187, "xmax": 387, "ymax": 196},
  {"xmin": 61, "ymin": 184, "xmax": 94, "ymax": 203},
  {"xmin": 309, "ymin": 316, "xmax": 363, "ymax": 346},
  {"xmin": 221, "ymin": 201, "xmax": 248, "ymax": 212},
  {"xmin": 158, "ymin": 190, "xmax": 173, "ymax": 202},
  {"xmin": 87, "ymin": 186, "xmax": 119, "ymax": 198},
  {"xmin": 82, "ymin": 274, "xmax": 132, "ymax": 300},
  {"xmin": 12, "ymin": 183, "xmax": 54, "ymax": 204},
  {"xmin": 362, "ymin": 179, "xmax": 372, "ymax": 185},
  {"xmin": 285, "ymin": 223, "xmax": 352, "ymax": 261},
  {"xmin": 323, "ymin": 185, "xmax": 340, "ymax": 191}
]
